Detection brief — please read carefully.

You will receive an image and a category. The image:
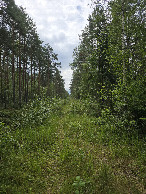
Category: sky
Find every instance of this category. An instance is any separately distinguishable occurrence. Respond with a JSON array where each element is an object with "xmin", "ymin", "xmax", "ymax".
[{"xmin": 14, "ymin": 0, "xmax": 93, "ymax": 92}]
